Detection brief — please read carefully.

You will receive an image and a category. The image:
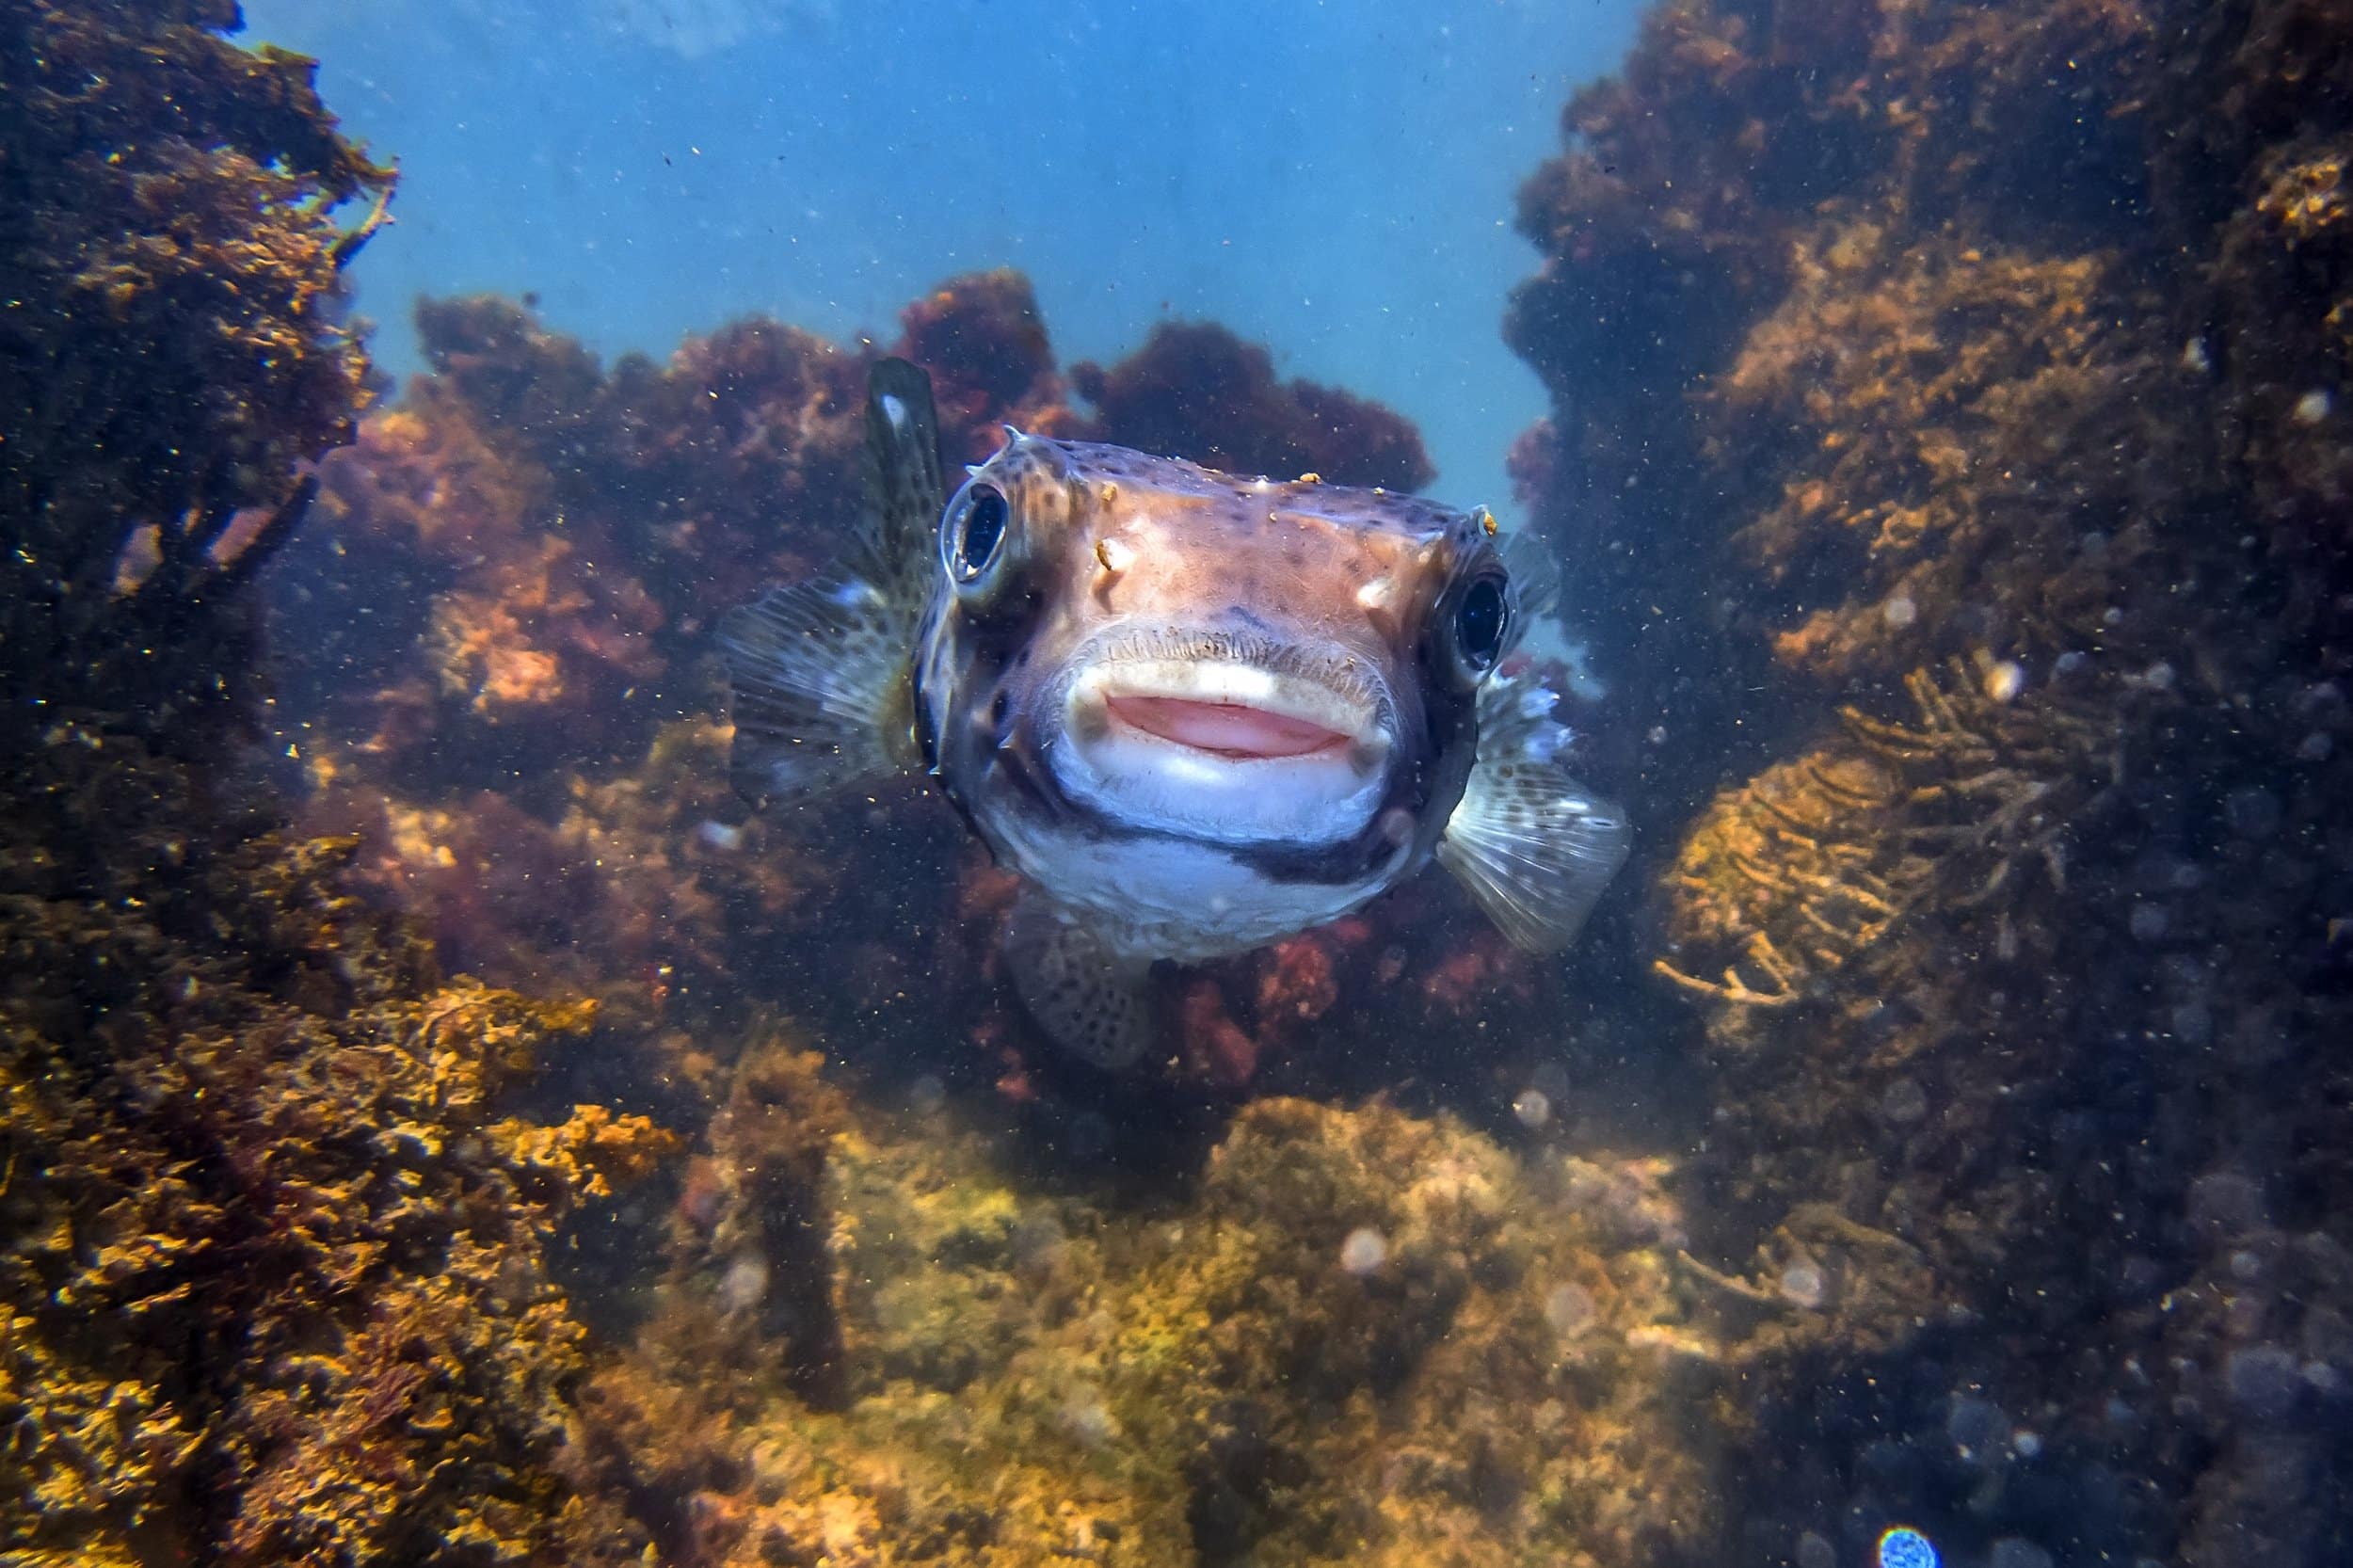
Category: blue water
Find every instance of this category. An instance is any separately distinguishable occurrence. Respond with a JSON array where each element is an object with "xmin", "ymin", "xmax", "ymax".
[{"xmin": 241, "ymin": 0, "xmax": 1641, "ymax": 517}]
